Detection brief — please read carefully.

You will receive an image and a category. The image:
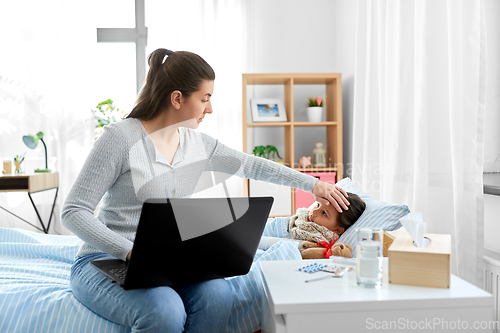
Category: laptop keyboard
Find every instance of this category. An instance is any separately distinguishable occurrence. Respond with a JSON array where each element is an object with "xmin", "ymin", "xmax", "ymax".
[{"xmin": 110, "ymin": 267, "xmax": 128, "ymax": 281}]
